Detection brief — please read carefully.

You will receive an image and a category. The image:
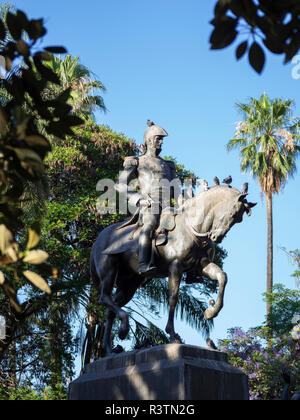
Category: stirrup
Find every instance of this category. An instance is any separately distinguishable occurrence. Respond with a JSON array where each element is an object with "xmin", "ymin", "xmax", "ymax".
[{"xmin": 138, "ymin": 263, "xmax": 157, "ymax": 276}]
